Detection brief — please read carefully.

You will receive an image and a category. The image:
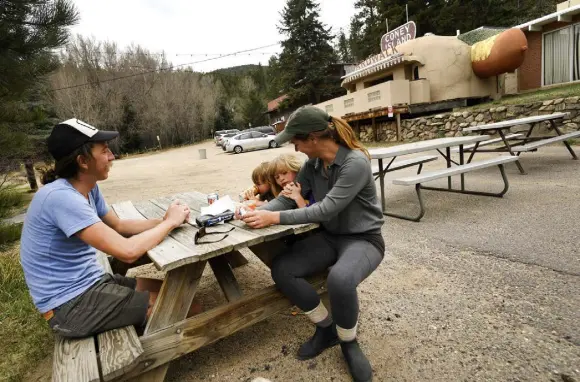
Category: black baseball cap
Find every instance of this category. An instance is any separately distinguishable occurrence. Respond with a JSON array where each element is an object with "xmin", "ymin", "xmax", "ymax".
[
  {"xmin": 275, "ymin": 106, "xmax": 332, "ymax": 145},
  {"xmin": 47, "ymin": 119, "xmax": 119, "ymax": 161}
]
